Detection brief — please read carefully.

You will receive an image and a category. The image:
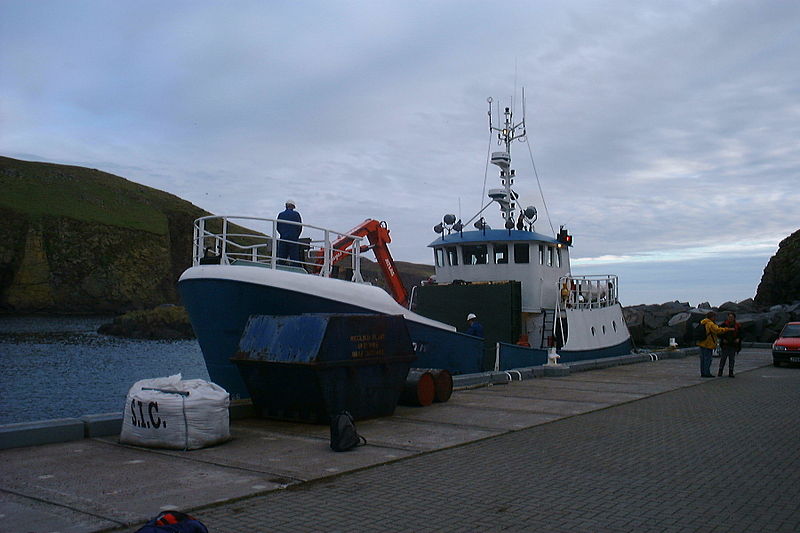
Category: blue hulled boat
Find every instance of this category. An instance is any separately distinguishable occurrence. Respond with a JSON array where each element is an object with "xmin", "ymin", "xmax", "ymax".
[{"xmin": 179, "ymin": 95, "xmax": 632, "ymax": 398}]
